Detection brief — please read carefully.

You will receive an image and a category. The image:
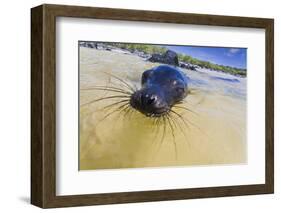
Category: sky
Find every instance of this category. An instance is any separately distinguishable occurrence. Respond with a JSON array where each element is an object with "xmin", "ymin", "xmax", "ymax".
[{"xmin": 164, "ymin": 45, "xmax": 247, "ymax": 69}]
